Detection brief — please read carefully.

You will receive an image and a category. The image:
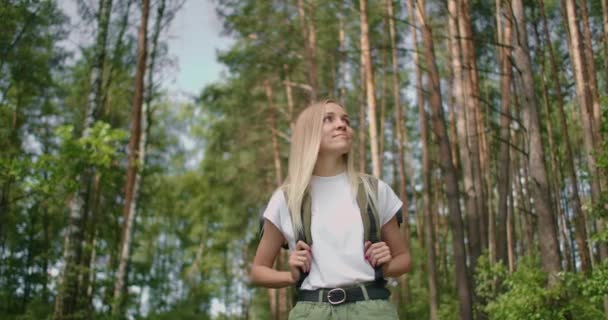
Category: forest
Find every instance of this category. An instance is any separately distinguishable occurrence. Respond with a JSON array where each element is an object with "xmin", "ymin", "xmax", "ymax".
[{"xmin": 1, "ymin": 0, "xmax": 607, "ymax": 319}]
